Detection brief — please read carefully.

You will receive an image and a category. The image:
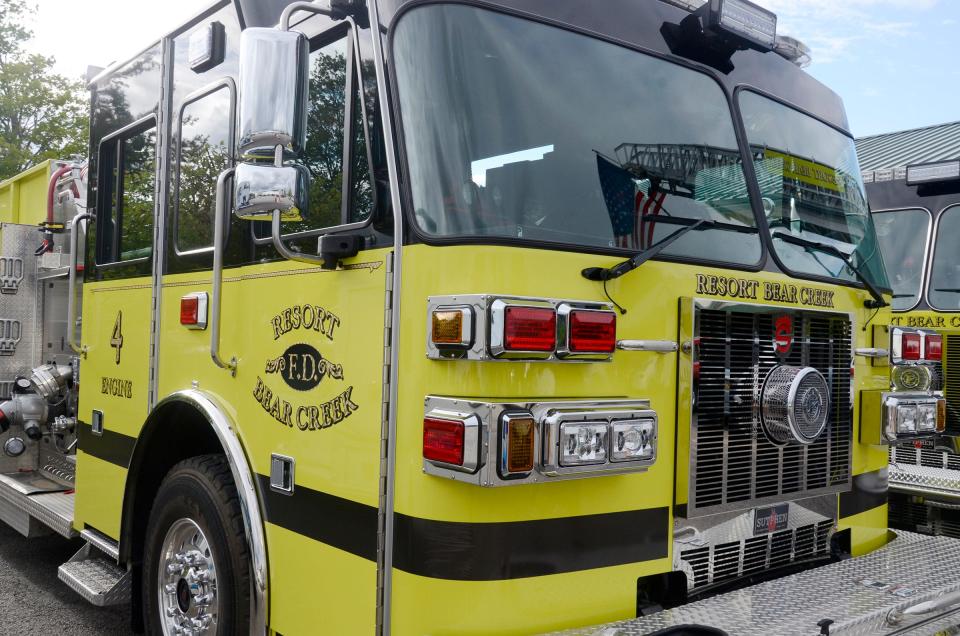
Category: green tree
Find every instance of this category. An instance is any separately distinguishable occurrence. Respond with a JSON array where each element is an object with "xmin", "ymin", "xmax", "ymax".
[{"xmin": 0, "ymin": 0, "xmax": 88, "ymax": 180}]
